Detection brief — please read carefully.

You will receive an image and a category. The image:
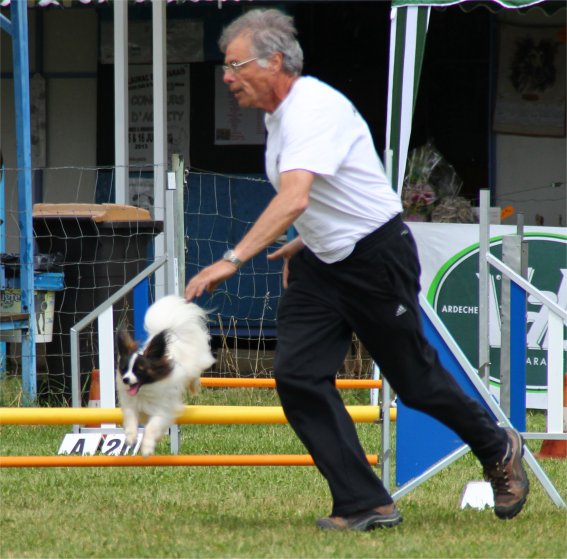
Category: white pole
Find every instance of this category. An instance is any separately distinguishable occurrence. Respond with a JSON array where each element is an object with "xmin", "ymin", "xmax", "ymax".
[
  {"xmin": 479, "ymin": 189, "xmax": 490, "ymax": 385},
  {"xmin": 97, "ymin": 307, "xmax": 116, "ymax": 430},
  {"xmin": 114, "ymin": 0, "xmax": 128, "ymax": 205},
  {"xmin": 547, "ymin": 312, "xmax": 564, "ymax": 433},
  {"xmin": 152, "ymin": 0, "xmax": 167, "ymax": 300}
]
